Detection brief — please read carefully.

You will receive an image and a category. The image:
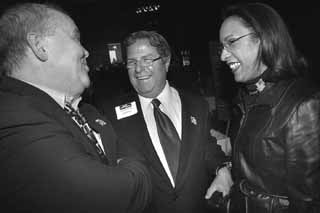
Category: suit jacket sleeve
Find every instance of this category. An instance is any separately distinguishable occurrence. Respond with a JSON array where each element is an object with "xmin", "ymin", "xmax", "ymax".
[{"xmin": 0, "ymin": 103, "xmax": 151, "ymax": 213}]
